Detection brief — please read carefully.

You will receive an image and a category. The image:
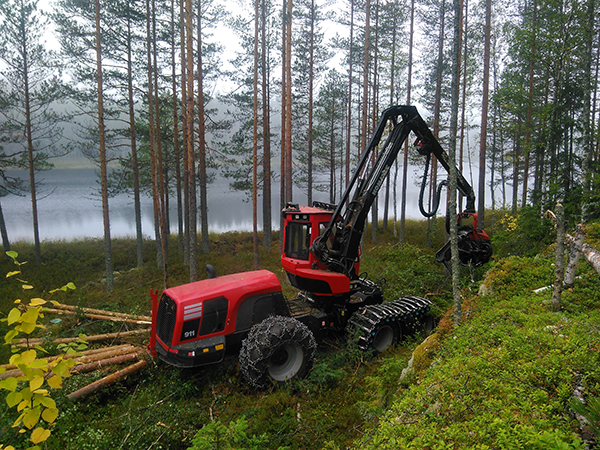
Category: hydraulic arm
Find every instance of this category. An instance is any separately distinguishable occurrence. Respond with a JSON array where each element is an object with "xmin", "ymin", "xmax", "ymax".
[{"xmin": 310, "ymin": 105, "xmax": 491, "ymax": 278}]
